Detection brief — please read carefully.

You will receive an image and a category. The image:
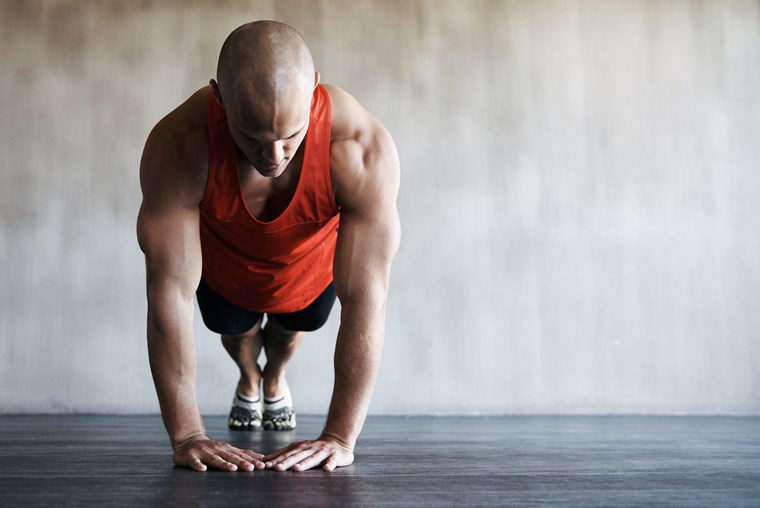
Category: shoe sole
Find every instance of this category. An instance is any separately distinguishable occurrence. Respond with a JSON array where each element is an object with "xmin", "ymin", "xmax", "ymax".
[
  {"xmin": 263, "ymin": 410, "xmax": 297, "ymax": 431},
  {"xmin": 228, "ymin": 405, "xmax": 263, "ymax": 431}
]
